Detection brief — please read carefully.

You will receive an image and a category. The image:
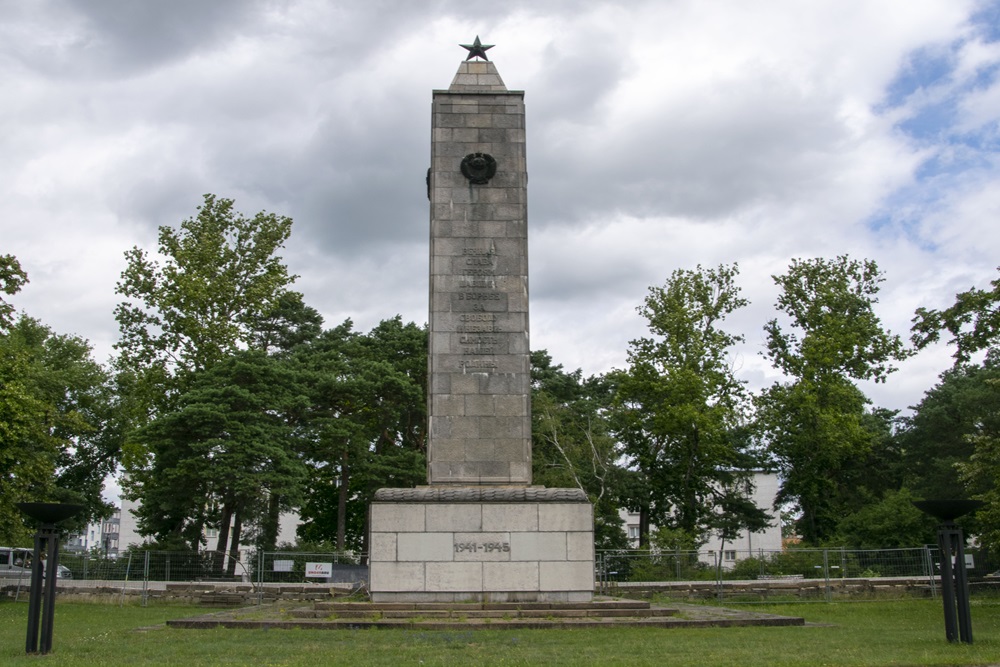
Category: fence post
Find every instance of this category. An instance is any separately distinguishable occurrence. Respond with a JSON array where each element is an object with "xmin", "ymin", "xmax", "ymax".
[
  {"xmin": 119, "ymin": 552, "xmax": 133, "ymax": 607},
  {"xmin": 924, "ymin": 545, "xmax": 937, "ymax": 600},
  {"xmin": 716, "ymin": 551, "xmax": 724, "ymax": 604},
  {"xmin": 142, "ymin": 550, "xmax": 150, "ymax": 607},
  {"xmin": 595, "ymin": 552, "xmax": 602, "ymax": 595},
  {"xmin": 823, "ymin": 550, "xmax": 832, "ymax": 602},
  {"xmin": 257, "ymin": 550, "xmax": 264, "ymax": 605}
]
